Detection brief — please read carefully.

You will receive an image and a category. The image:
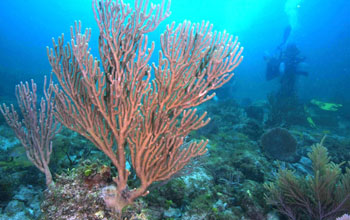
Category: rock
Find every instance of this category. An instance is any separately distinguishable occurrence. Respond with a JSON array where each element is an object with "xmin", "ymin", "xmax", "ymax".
[
  {"xmin": 267, "ymin": 211, "xmax": 280, "ymax": 220},
  {"xmin": 7, "ymin": 211, "xmax": 30, "ymax": 220},
  {"xmin": 0, "ymin": 214, "xmax": 9, "ymax": 220},
  {"xmin": 183, "ymin": 167, "xmax": 212, "ymax": 191},
  {"xmin": 29, "ymin": 195, "xmax": 42, "ymax": 218},
  {"xmin": 13, "ymin": 185, "xmax": 37, "ymax": 203},
  {"xmin": 293, "ymin": 156, "xmax": 312, "ymax": 176},
  {"xmin": 163, "ymin": 207, "xmax": 182, "ymax": 218},
  {"xmin": 4, "ymin": 200, "xmax": 26, "ymax": 216},
  {"xmin": 299, "ymin": 156, "xmax": 312, "ymax": 168},
  {"xmin": 11, "ymin": 185, "xmax": 42, "ymax": 218},
  {"xmin": 213, "ymin": 199, "xmax": 227, "ymax": 211}
]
